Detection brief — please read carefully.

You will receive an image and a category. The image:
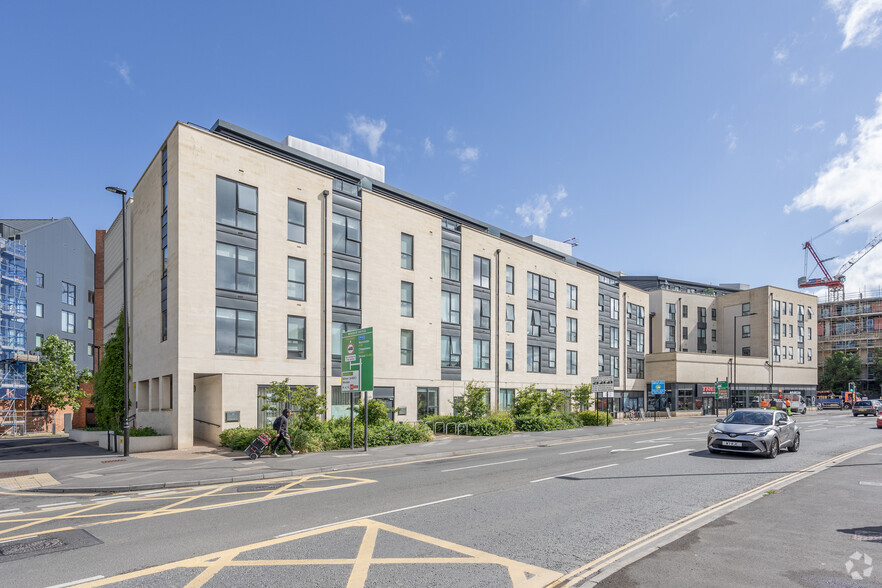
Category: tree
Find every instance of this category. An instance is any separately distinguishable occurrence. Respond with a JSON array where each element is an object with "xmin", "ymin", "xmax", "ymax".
[
  {"xmin": 870, "ymin": 348, "xmax": 882, "ymax": 393},
  {"xmin": 259, "ymin": 379, "xmax": 327, "ymax": 431},
  {"xmin": 92, "ymin": 311, "xmax": 126, "ymax": 429},
  {"xmin": 27, "ymin": 335, "xmax": 92, "ymax": 423},
  {"xmin": 818, "ymin": 350, "xmax": 862, "ymax": 392},
  {"xmin": 451, "ymin": 380, "xmax": 489, "ymax": 419},
  {"xmin": 572, "ymin": 384, "xmax": 593, "ymax": 411}
]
